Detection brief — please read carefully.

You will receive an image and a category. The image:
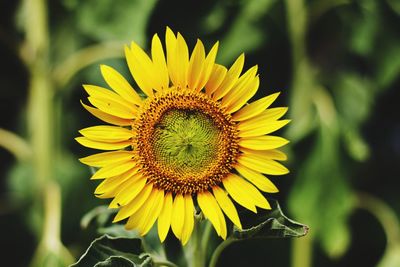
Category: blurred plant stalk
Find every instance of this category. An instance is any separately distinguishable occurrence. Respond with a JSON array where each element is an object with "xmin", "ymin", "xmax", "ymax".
[
  {"xmin": 285, "ymin": 0, "xmax": 315, "ymax": 266},
  {"xmin": 30, "ymin": 182, "xmax": 74, "ymax": 267},
  {"xmin": 356, "ymin": 192, "xmax": 400, "ymax": 267},
  {"xmin": 0, "ymin": 128, "xmax": 32, "ymax": 161},
  {"xmin": 19, "ymin": 0, "xmax": 73, "ymax": 266}
]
